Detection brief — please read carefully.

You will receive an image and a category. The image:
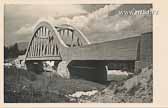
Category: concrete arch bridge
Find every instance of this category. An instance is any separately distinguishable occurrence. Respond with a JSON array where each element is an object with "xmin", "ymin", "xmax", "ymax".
[{"xmin": 25, "ymin": 20, "xmax": 141, "ymax": 82}]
